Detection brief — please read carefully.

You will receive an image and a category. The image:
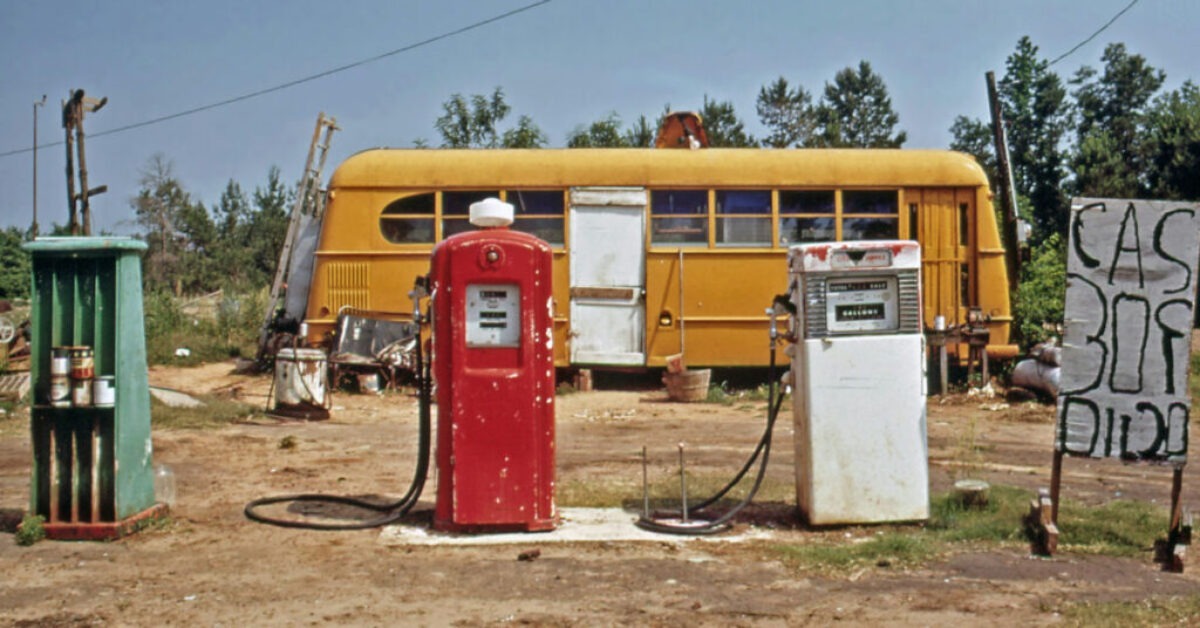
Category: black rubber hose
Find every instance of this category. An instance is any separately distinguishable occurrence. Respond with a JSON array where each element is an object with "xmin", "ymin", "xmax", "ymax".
[
  {"xmin": 635, "ymin": 387, "xmax": 784, "ymax": 535},
  {"xmin": 635, "ymin": 341, "xmax": 786, "ymax": 535},
  {"xmin": 244, "ymin": 324, "xmax": 432, "ymax": 530}
]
